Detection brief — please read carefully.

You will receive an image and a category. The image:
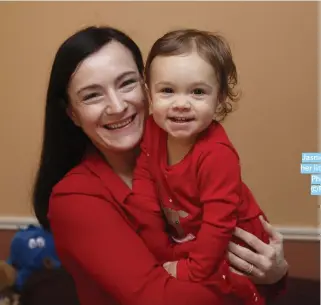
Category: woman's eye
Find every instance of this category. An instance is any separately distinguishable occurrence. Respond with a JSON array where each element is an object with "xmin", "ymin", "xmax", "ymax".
[
  {"xmin": 160, "ymin": 88, "xmax": 174, "ymax": 94},
  {"xmin": 192, "ymin": 88, "xmax": 205, "ymax": 95},
  {"xmin": 83, "ymin": 92, "xmax": 101, "ymax": 101},
  {"xmin": 121, "ymin": 79, "xmax": 137, "ymax": 88}
]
